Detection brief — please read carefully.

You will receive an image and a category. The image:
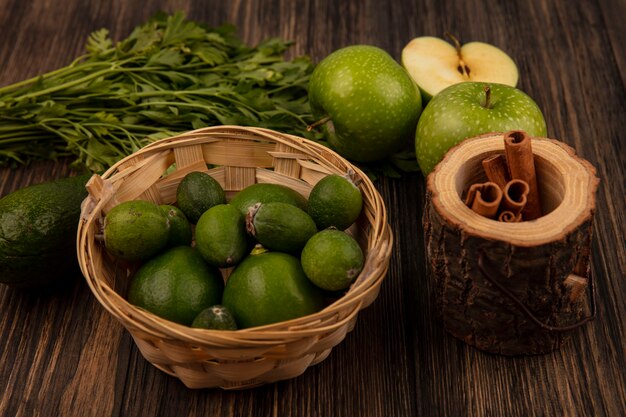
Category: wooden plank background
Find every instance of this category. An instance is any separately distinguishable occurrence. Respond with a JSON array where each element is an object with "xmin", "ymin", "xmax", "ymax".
[{"xmin": 0, "ymin": 0, "xmax": 624, "ymax": 416}]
